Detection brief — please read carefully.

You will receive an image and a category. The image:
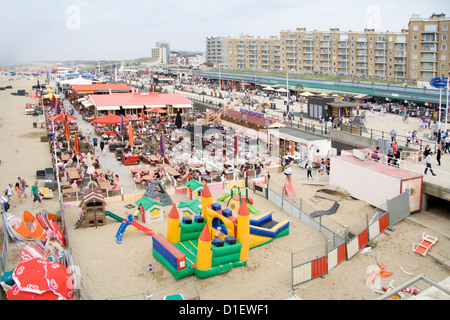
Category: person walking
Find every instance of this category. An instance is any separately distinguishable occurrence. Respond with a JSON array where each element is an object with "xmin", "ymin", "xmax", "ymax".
[
  {"xmin": 15, "ymin": 182, "xmax": 22, "ymax": 204},
  {"xmin": 436, "ymin": 144, "xmax": 442, "ymax": 166},
  {"xmin": 18, "ymin": 177, "xmax": 27, "ymax": 199},
  {"xmin": 306, "ymin": 162, "xmax": 313, "ymax": 180},
  {"xmin": 284, "ymin": 162, "xmax": 292, "ymax": 183},
  {"xmin": 424, "ymin": 152, "xmax": 436, "ymax": 176},
  {"xmin": 390, "ymin": 129, "xmax": 396, "ymax": 142},
  {"xmin": 31, "ymin": 181, "xmax": 42, "ymax": 208},
  {"xmin": 5, "ymin": 183, "xmax": 14, "ymax": 206}
]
